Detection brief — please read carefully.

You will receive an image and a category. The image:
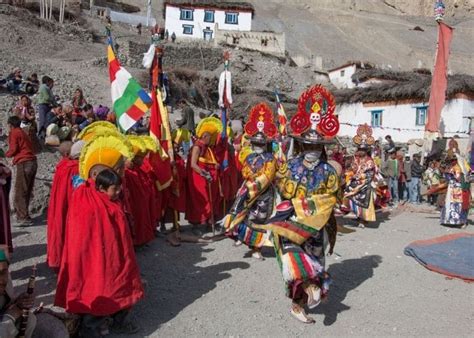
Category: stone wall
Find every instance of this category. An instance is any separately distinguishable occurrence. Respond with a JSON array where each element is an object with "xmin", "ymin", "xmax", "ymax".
[
  {"xmin": 214, "ymin": 28, "xmax": 285, "ymax": 58},
  {"xmin": 123, "ymin": 40, "xmax": 223, "ymax": 71}
]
